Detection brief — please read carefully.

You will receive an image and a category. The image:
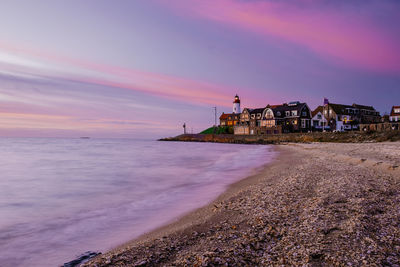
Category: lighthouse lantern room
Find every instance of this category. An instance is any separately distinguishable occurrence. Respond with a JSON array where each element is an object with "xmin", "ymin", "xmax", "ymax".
[{"xmin": 233, "ymin": 94, "xmax": 241, "ymax": 114}]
